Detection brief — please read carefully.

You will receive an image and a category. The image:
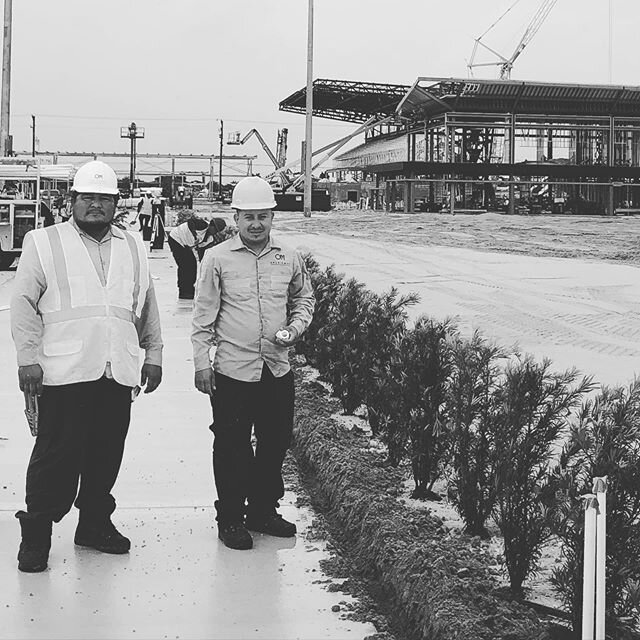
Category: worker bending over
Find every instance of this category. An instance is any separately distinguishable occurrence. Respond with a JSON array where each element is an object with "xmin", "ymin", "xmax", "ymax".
[
  {"xmin": 192, "ymin": 176, "xmax": 314, "ymax": 550},
  {"xmin": 168, "ymin": 216, "xmax": 226, "ymax": 300},
  {"xmin": 10, "ymin": 160, "xmax": 163, "ymax": 573}
]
